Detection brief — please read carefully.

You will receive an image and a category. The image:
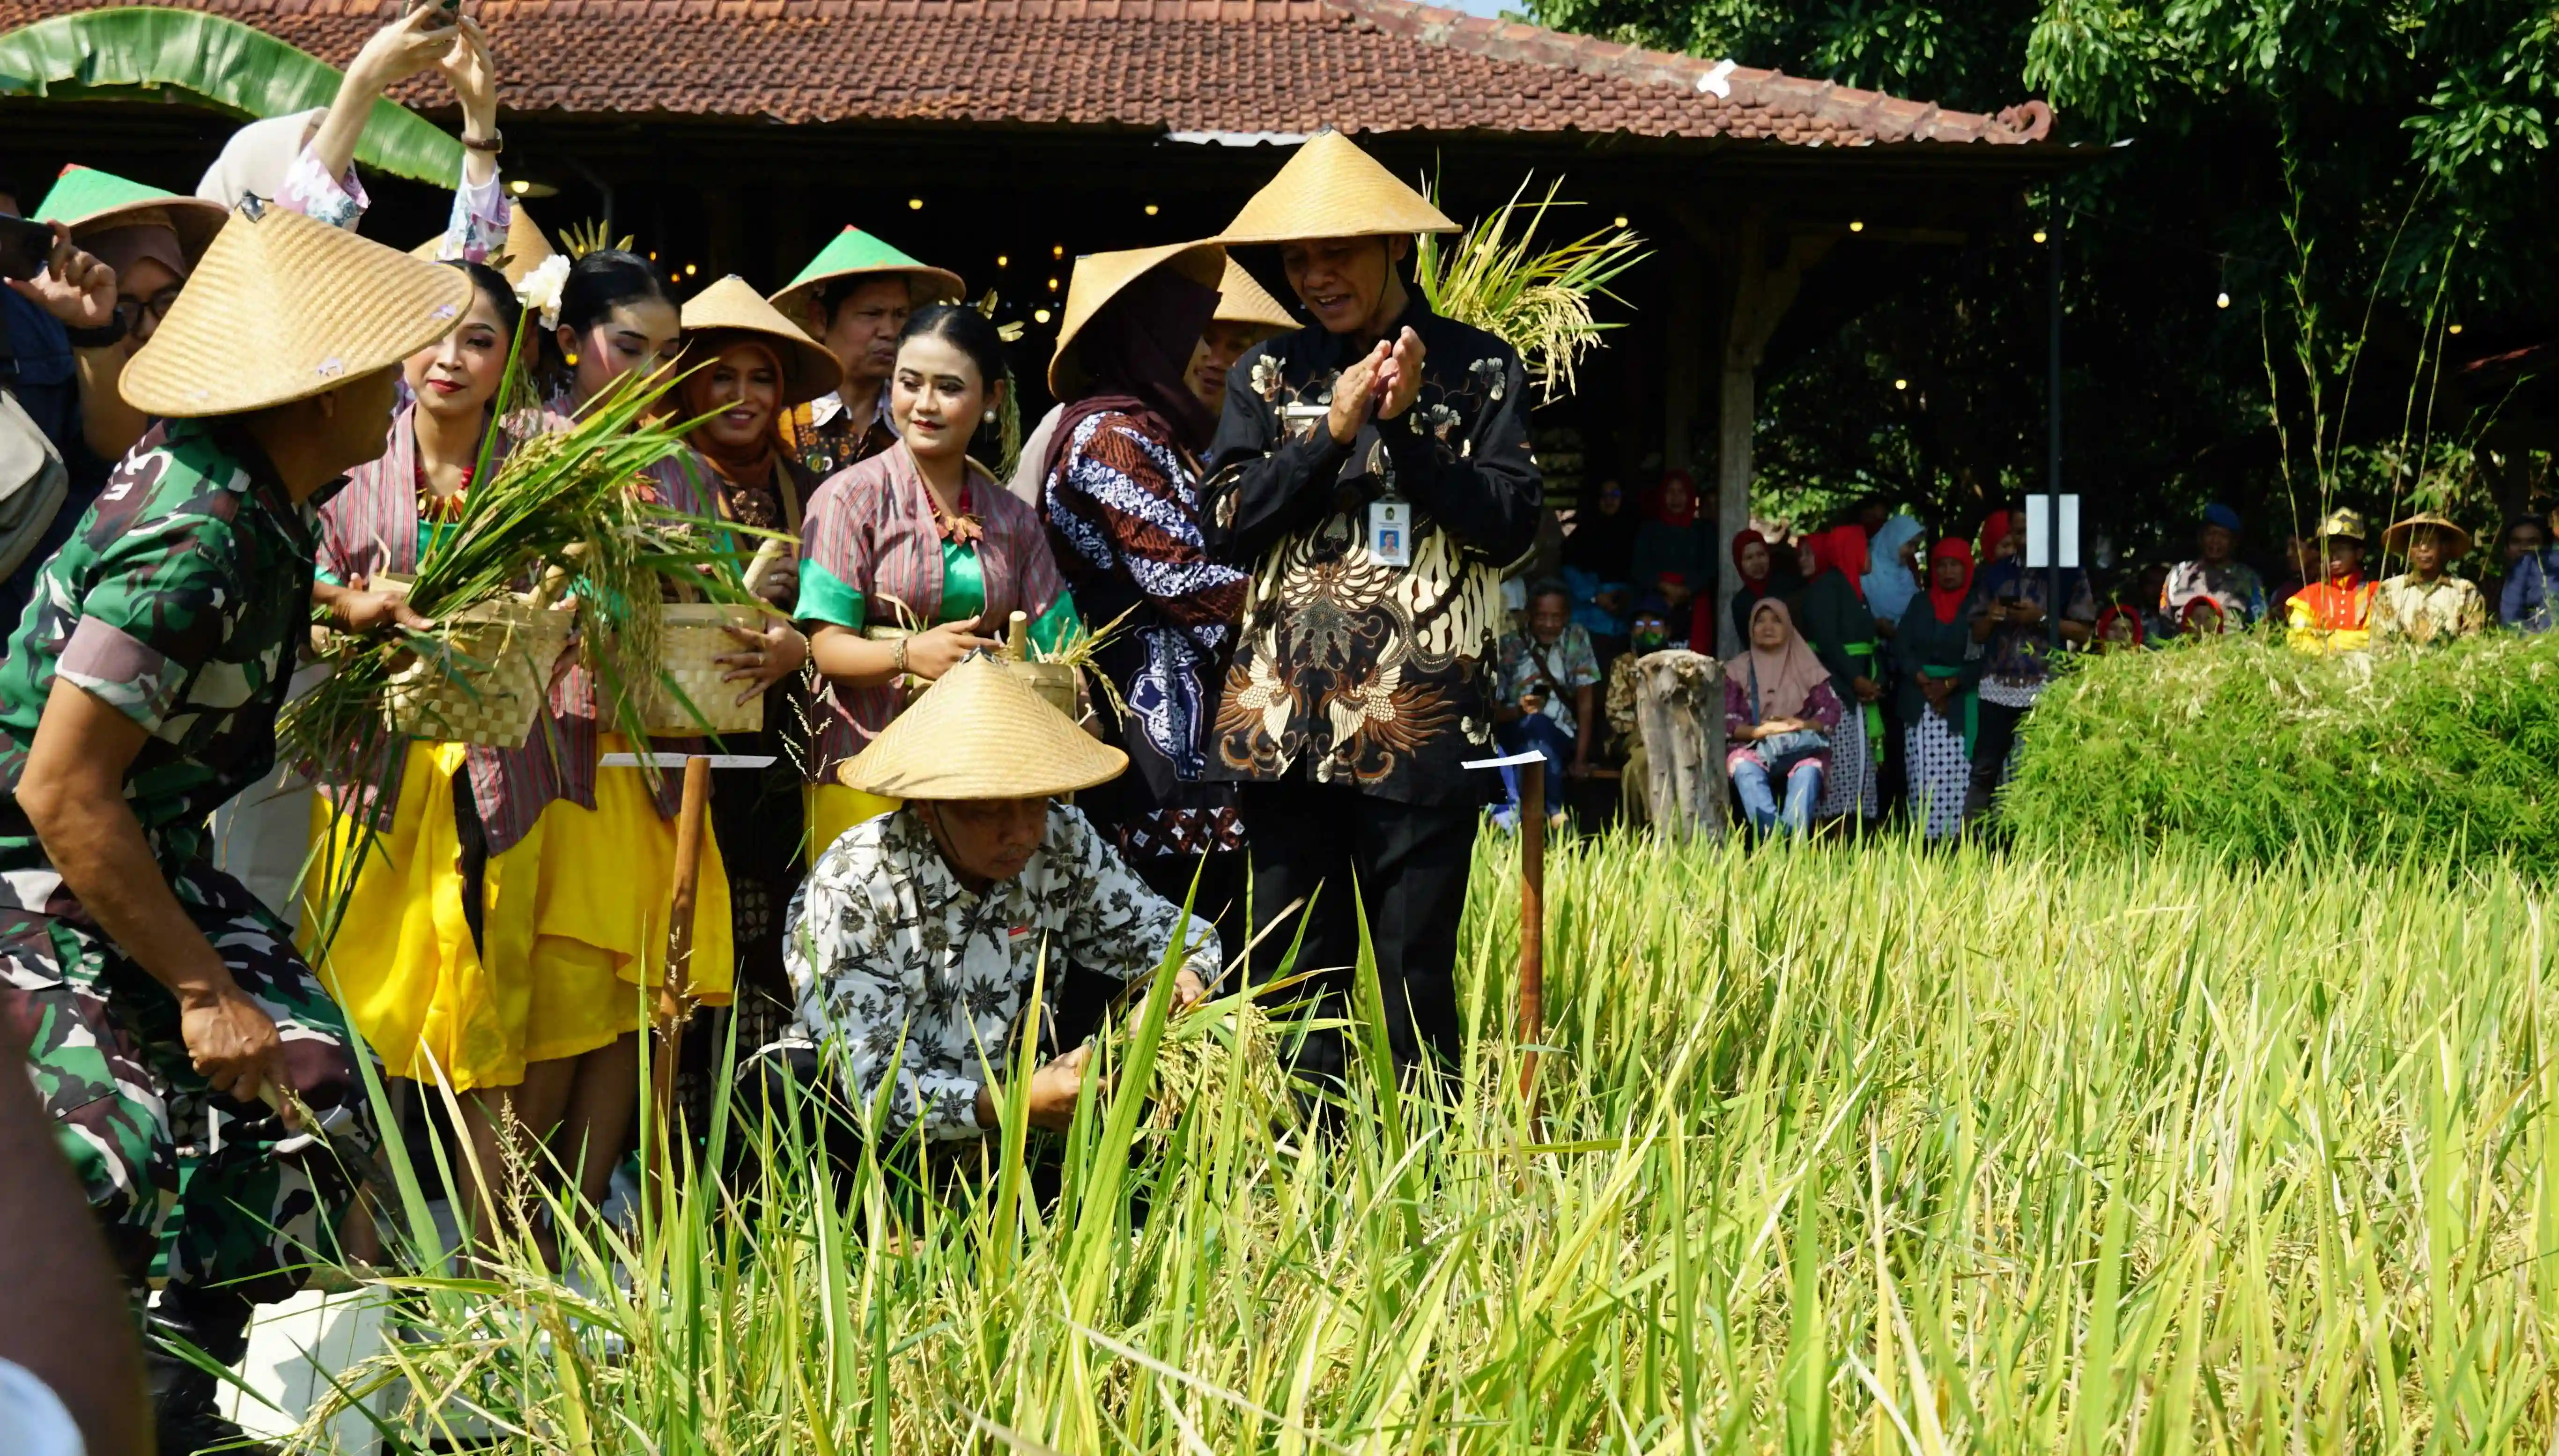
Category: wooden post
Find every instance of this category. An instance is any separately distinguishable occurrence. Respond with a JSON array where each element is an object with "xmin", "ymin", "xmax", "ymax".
[
  {"xmin": 649, "ymin": 755, "xmax": 713, "ymax": 1203},
  {"xmin": 1706, "ymin": 213, "xmax": 1834, "ymax": 656},
  {"xmin": 1007, "ymin": 609, "xmax": 1029, "ymax": 659},
  {"xmin": 1518, "ymin": 757, "xmax": 1546, "ymax": 1128}
]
